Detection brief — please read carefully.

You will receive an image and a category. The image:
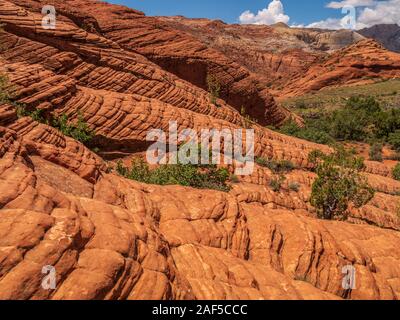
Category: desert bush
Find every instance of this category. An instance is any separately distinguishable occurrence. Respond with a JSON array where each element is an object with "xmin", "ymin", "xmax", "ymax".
[
  {"xmin": 256, "ymin": 157, "xmax": 296, "ymax": 173},
  {"xmin": 309, "ymin": 147, "xmax": 374, "ymax": 221},
  {"xmin": 329, "ymin": 108, "xmax": 369, "ymax": 141},
  {"xmin": 52, "ymin": 113, "xmax": 94, "ymax": 145},
  {"xmin": 288, "ymin": 182, "xmax": 300, "ymax": 192},
  {"xmin": 269, "ymin": 175, "xmax": 286, "ymax": 192},
  {"xmin": 393, "ymin": 163, "xmax": 400, "ymax": 181},
  {"xmin": 206, "ymin": 73, "xmax": 221, "ymax": 106},
  {"xmin": 373, "ymin": 109, "xmax": 400, "ymax": 139},
  {"xmin": 116, "ymin": 158, "xmax": 231, "ymax": 192},
  {"xmin": 278, "ymin": 119, "xmax": 334, "ymax": 145},
  {"xmin": 0, "ymin": 74, "xmax": 10, "ymax": 104},
  {"xmin": 389, "ymin": 130, "xmax": 400, "ymax": 152},
  {"xmin": 230, "ymin": 174, "xmax": 240, "ymax": 183},
  {"xmin": 369, "ymin": 143, "xmax": 383, "ymax": 162},
  {"xmin": 346, "ymin": 96, "xmax": 382, "ymax": 115}
]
